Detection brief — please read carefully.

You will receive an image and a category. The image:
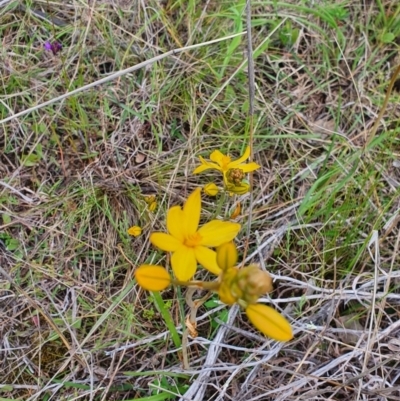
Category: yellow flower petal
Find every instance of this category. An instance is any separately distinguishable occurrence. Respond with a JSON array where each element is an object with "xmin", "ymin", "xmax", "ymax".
[
  {"xmin": 171, "ymin": 246, "xmax": 197, "ymax": 281},
  {"xmin": 193, "ymin": 164, "xmax": 212, "ymax": 174},
  {"xmin": 150, "ymin": 232, "xmax": 181, "ymax": 252},
  {"xmin": 198, "ymin": 220, "xmax": 241, "ymax": 247},
  {"xmin": 203, "ymin": 183, "xmax": 219, "ymax": 197},
  {"xmin": 210, "ymin": 150, "xmax": 225, "ymax": 164},
  {"xmin": 135, "ymin": 265, "xmax": 171, "ymax": 291},
  {"xmin": 193, "ymin": 157, "xmax": 221, "ymax": 174},
  {"xmin": 183, "ymin": 188, "xmax": 201, "ymax": 236},
  {"xmin": 167, "ymin": 206, "xmax": 185, "ymax": 241},
  {"xmin": 239, "ymin": 162, "xmax": 260, "ymax": 173},
  {"xmin": 230, "ymin": 146, "xmax": 250, "ymax": 167},
  {"xmin": 127, "ymin": 226, "xmax": 142, "ymax": 237},
  {"xmin": 245, "ymin": 304, "xmax": 293, "ymax": 341},
  {"xmin": 216, "ymin": 241, "xmax": 238, "ymax": 270},
  {"xmin": 194, "ymin": 246, "xmax": 221, "ymax": 275}
]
